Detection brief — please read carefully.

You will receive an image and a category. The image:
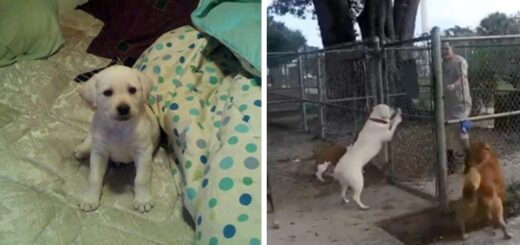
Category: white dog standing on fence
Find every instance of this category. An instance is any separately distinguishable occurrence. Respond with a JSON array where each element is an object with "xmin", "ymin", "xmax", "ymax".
[
  {"xmin": 333, "ymin": 104, "xmax": 402, "ymax": 210},
  {"xmin": 73, "ymin": 65, "xmax": 160, "ymax": 213}
]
